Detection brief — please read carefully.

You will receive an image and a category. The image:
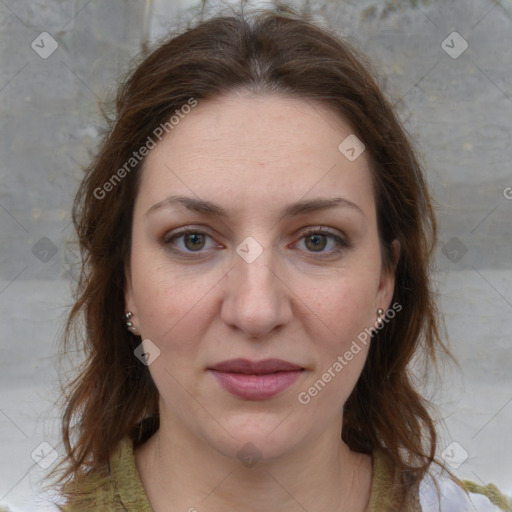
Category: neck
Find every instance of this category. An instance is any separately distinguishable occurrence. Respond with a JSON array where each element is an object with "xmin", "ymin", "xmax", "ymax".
[{"xmin": 134, "ymin": 412, "xmax": 373, "ymax": 512}]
